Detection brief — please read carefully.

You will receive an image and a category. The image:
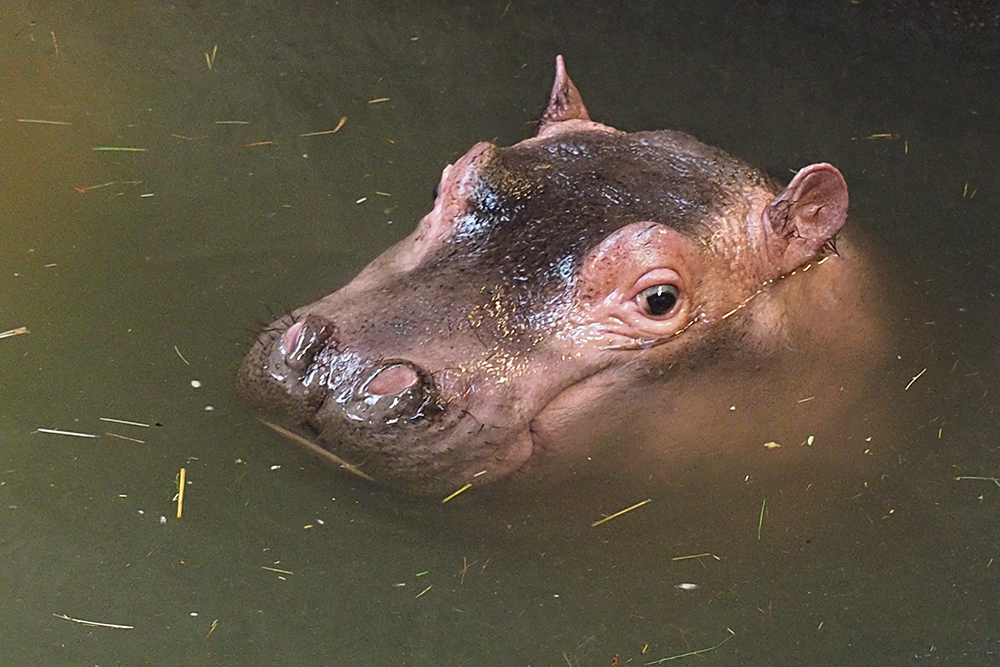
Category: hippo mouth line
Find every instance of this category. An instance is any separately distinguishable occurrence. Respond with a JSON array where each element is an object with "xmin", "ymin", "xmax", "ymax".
[{"xmin": 294, "ymin": 401, "xmax": 540, "ymax": 489}]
